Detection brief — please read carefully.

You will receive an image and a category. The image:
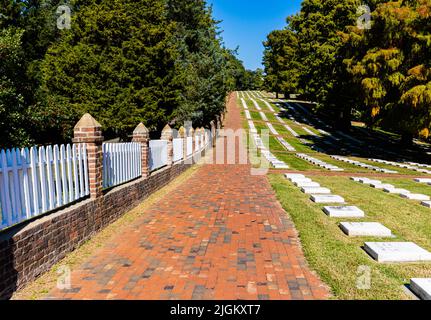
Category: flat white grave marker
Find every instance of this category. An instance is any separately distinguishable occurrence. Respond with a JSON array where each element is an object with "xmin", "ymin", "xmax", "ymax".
[
  {"xmin": 302, "ymin": 187, "xmax": 331, "ymax": 194},
  {"xmin": 414, "ymin": 178, "xmax": 431, "ymax": 183},
  {"xmin": 361, "ymin": 179, "xmax": 382, "ymax": 185},
  {"xmin": 400, "ymin": 193, "xmax": 430, "ymax": 201},
  {"xmin": 410, "ymin": 278, "xmax": 431, "ymax": 300},
  {"xmin": 323, "ymin": 206, "xmax": 364, "ymax": 218},
  {"xmin": 364, "ymin": 242, "xmax": 431, "ymax": 263},
  {"xmin": 291, "ymin": 177, "xmax": 312, "ymax": 184},
  {"xmin": 339, "ymin": 222, "xmax": 392, "ymax": 237},
  {"xmin": 311, "ymin": 195, "xmax": 345, "ymax": 203},
  {"xmin": 285, "ymin": 173, "xmax": 305, "ymax": 180},
  {"xmin": 384, "ymin": 188, "xmax": 410, "ymax": 194},
  {"xmin": 371, "ymin": 183, "xmax": 395, "ymax": 189},
  {"xmin": 294, "ymin": 181, "xmax": 320, "ymax": 188}
]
